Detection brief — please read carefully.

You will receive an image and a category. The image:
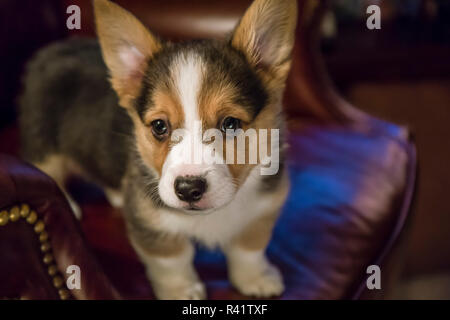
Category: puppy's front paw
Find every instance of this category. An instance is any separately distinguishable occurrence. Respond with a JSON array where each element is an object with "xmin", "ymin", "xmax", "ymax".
[
  {"xmin": 230, "ymin": 262, "xmax": 284, "ymax": 298},
  {"xmin": 153, "ymin": 280, "xmax": 206, "ymax": 300}
]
